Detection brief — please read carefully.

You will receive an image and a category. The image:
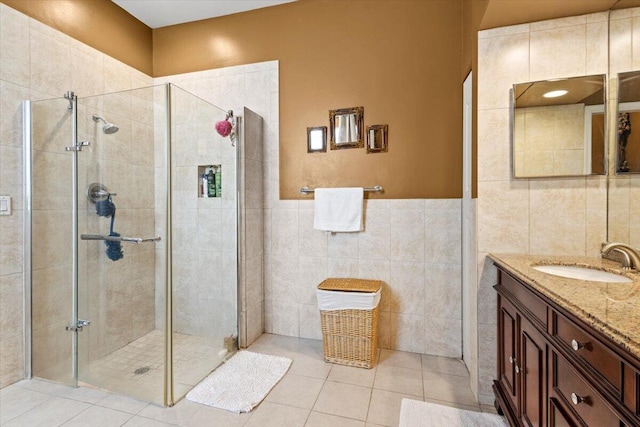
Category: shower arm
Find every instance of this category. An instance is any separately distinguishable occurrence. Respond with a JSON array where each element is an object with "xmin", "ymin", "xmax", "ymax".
[{"xmin": 80, "ymin": 234, "xmax": 161, "ymax": 244}]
